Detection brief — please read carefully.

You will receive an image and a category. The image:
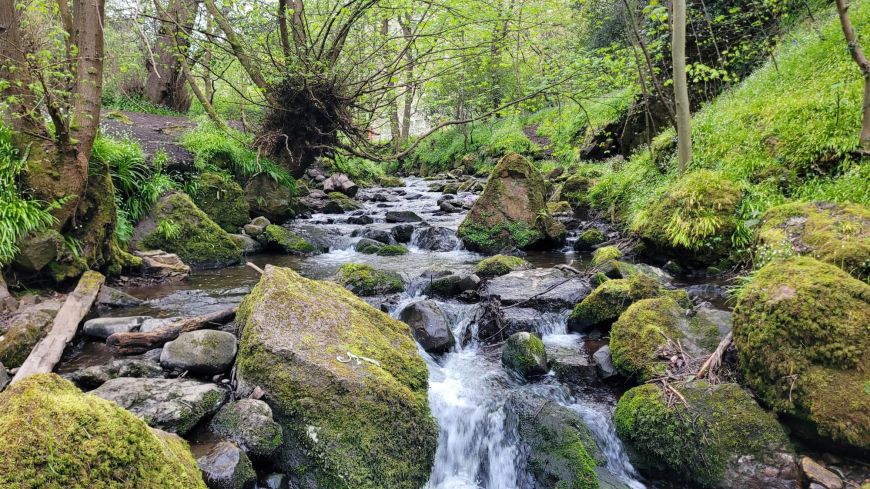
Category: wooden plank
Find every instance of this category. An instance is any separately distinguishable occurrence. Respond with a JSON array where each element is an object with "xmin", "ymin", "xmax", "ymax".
[
  {"xmin": 11, "ymin": 270, "xmax": 105, "ymax": 384},
  {"xmin": 106, "ymin": 306, "xmax": 237, "ymax": 355}
]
